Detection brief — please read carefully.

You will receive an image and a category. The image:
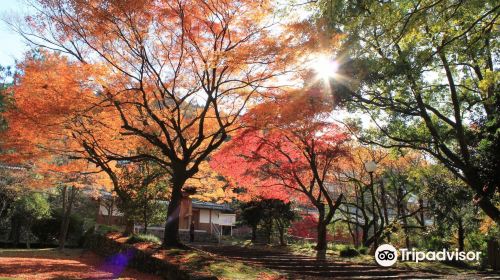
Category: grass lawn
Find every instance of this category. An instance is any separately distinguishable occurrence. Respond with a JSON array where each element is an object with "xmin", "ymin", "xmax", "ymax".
[{"xmin": 0, "ymin": 248, "xmax": 161, "ymax": 280}]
